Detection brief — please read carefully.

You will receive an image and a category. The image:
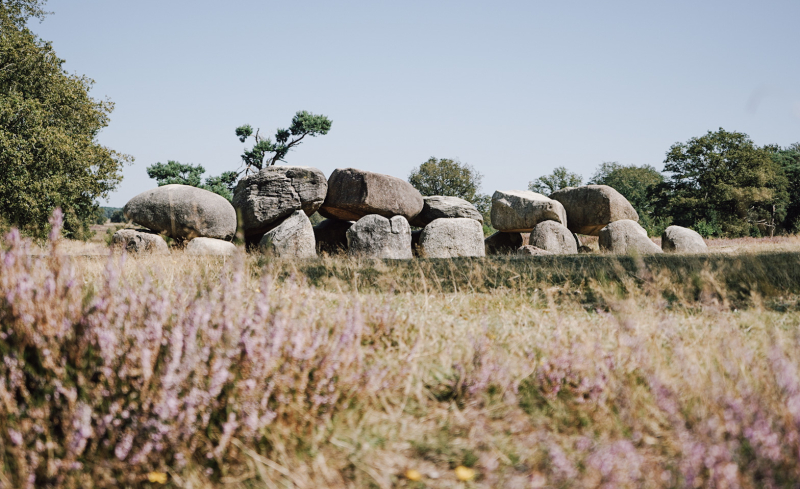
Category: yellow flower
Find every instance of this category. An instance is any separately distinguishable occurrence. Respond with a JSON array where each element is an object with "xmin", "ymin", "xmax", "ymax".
[
  {"xmin": 455, "ymin": 466, "xmax": 475, "ymax": 481},
  {"xmin": 147, "ymin": 471, "xmax": 168, "ymax": 484},
  {"xmin": 404, "ymin": 469, "xmax": 422, "ymax": 481}
]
